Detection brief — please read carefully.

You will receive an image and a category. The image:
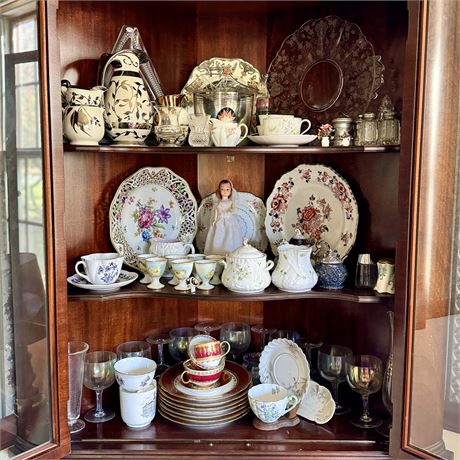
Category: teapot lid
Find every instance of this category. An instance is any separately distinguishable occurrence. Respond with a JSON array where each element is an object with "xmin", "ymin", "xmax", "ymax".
[
  {"xmin": 230, "ymin": 240, "xmax": 264, "ymax": 259},
  {"xmin": 320, "ymin": 248, "xmax": 343, "ymax": 264}
]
